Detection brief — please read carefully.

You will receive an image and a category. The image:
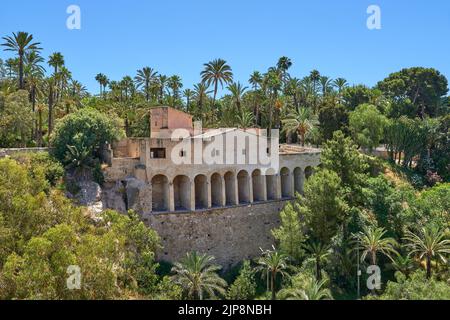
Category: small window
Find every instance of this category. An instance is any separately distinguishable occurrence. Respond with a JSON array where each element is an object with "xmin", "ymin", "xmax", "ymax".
[
  {"xmin": 215, "ymin": 150, "xmax": 220, "ymax": 156},
  {"xmin": 180, "ymin": 150, "xmax": 186, "ymax": 157},
  {"xmin": 267, "ymin": 148, "xmax": 271, "ymax": 155},
  {"xmin": 150, "ymin": 148, "xmax": 166, "ymax": 159}
]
